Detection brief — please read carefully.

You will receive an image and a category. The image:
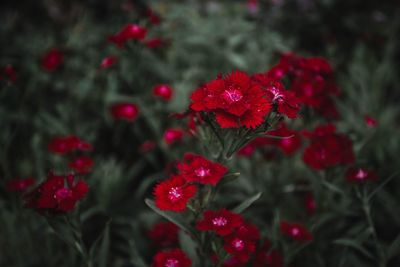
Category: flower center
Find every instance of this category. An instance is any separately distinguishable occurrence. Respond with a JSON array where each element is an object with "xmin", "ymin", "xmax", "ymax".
[
  {"xmin": 165, "ymin": 258, "xmax": 179, "ymax": 267},
  {"xmin": 54, "ymin": 188, "xmax": 73, "ymax": 200},
  {"xmin": 222, "ymin": 87, "xmax": 243, "ymax": 104},
  {"xmin": 194, "ymin": 167, "xmax": 210, "ymax": 177},
  {"xmin": 232, "ymin": 238, "xmax": 245, "ymax": 250},
  {"xmin": 355, "ymin": 169, "xmax": 367, "ymax": 180},
  {"xmin": 168, "ymin": 187, "xmax": 183, "ymax": 202},
  {"xmin": 291, "ymin": 227, "xmax": 300, "ymax": 236},
  {"xmin": 212, "ymin": 216, "xmax": 228, "ymax": 226}
]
